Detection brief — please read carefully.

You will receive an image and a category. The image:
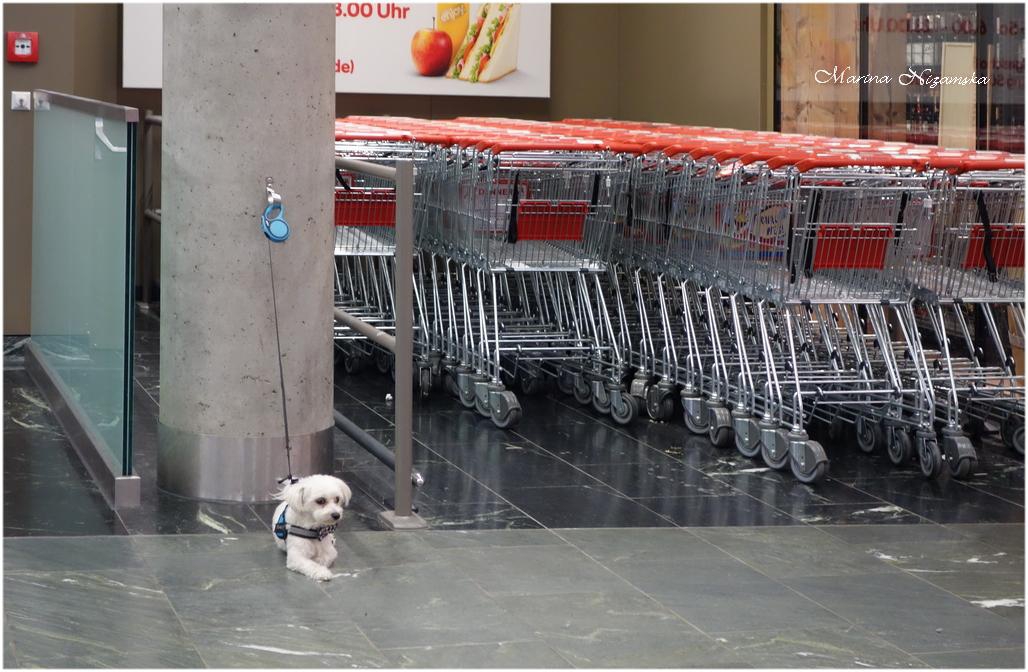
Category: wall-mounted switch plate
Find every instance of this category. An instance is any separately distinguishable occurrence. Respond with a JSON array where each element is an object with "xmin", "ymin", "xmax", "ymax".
[{"xmin": 11, "ymin": 91, "xmax": 31, "ymax": 111}]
